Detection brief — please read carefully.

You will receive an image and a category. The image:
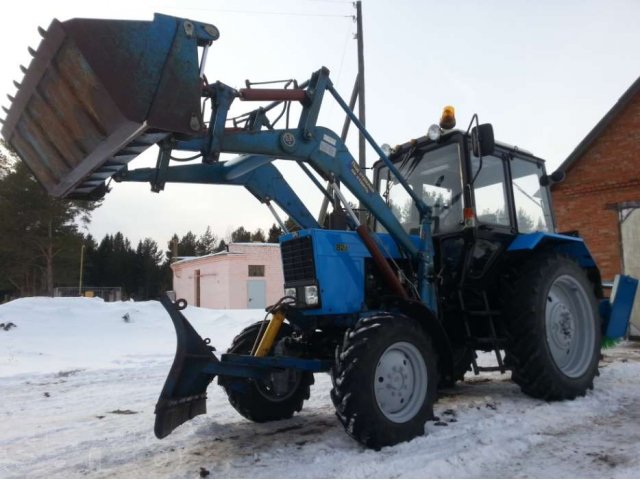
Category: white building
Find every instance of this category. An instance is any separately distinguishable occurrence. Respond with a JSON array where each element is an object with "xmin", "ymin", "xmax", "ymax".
[{"xmin": 171, "ymin": 243, "xmax": 284, "ymax": 309}]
